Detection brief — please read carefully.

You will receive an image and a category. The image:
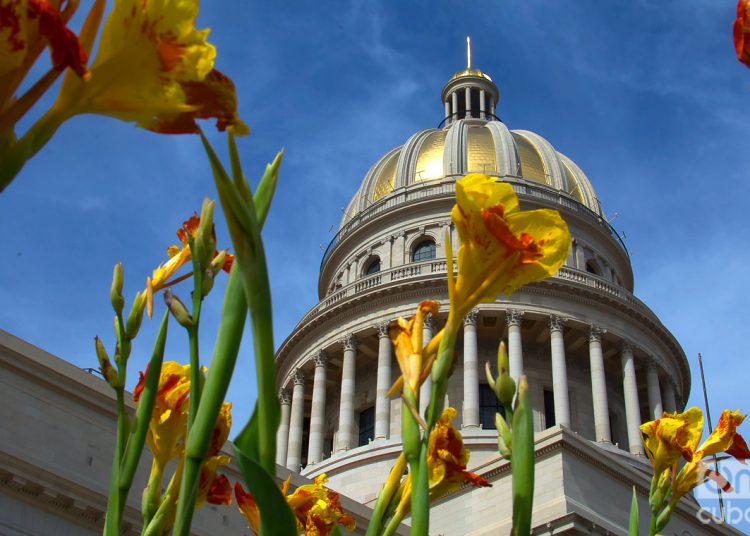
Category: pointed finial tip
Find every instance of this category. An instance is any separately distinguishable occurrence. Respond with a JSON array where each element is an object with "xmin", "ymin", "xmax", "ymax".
[{"xmin": 466, "ymin": 36, "xmax": 472, "ymax": 70}]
